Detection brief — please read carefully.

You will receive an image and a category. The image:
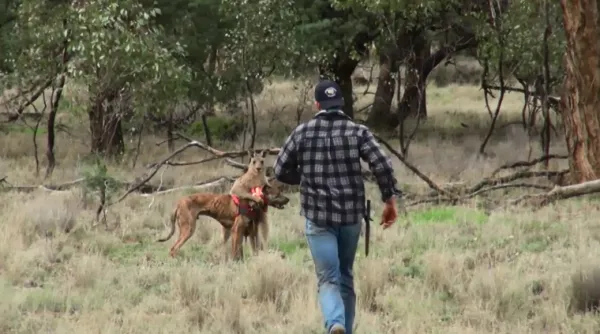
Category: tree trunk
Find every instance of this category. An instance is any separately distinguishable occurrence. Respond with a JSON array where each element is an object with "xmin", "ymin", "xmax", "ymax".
[
  {"xmin": 45, "ymin": 73, "xmax": 65, "ymax": 179},
  {"xmin": 398, "ymin": 35, "xmax": 431, "ymax": 122},
  {"xmin": 88, "ymin": 85, "xmax": 125, "ymax": 158},
  {"xmin": 167, "ymin": 111, "xmax": 175, "ymax": 152},
  {"xmin": 559, "ymin": 0, "xmax": 600, "ymax": 183},
  {"xmin": 366, "ymin": 49, "xmax": 398, "ymax": 127}
]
